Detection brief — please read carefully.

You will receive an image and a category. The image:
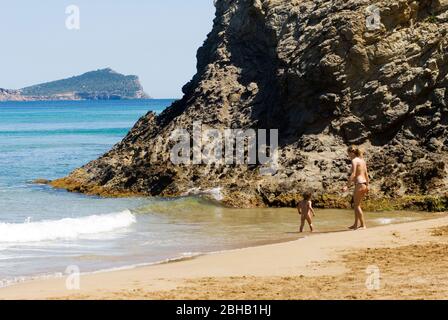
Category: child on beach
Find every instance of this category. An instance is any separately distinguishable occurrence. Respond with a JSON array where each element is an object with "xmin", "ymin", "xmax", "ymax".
[{"xmin": 298, "ymin": 192, "xmax": 316, "ymax": 232}]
